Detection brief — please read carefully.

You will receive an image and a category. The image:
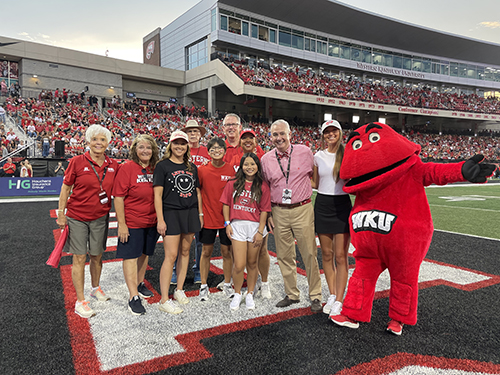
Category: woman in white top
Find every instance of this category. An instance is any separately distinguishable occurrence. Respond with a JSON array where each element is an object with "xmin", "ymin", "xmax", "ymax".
[
  {"xmin": 20, "ymin": 160, "xmax": 29, "ymax": 177},
  {"xmin": 312, "ymin": 120, "xmax": 352, "ymax": 318}
]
